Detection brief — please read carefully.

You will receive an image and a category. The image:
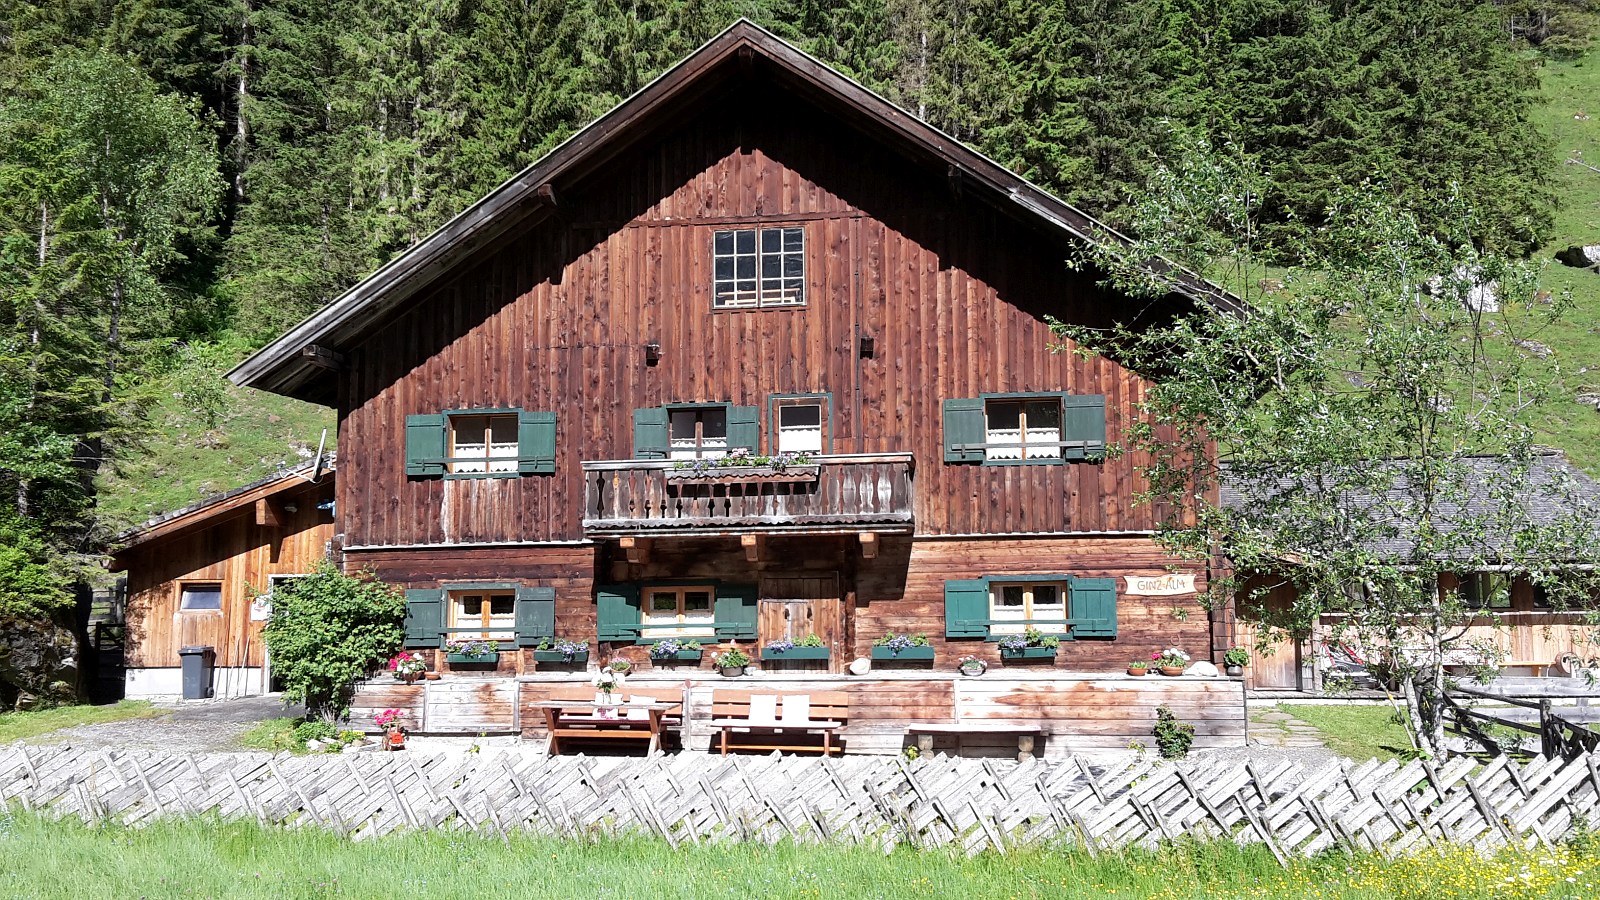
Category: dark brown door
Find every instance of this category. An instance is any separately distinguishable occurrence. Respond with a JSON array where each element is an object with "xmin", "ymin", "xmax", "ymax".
[{"xmin": 759, "ymin": 574, "xmax": 844, "ymax": 674}]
